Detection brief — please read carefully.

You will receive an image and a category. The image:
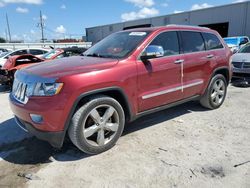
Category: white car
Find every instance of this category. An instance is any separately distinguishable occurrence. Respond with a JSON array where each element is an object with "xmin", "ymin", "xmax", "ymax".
[
  {"xmin": 231, "ymin": 43, "xmax": 250, "ymax": 83},
  {"xmin": 224, "ymin": 36, "xmax": 249, "ymax": 53},
  {"xmin": 0, "ymin": 48, "xmax": 49, "ymax": 67}
]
